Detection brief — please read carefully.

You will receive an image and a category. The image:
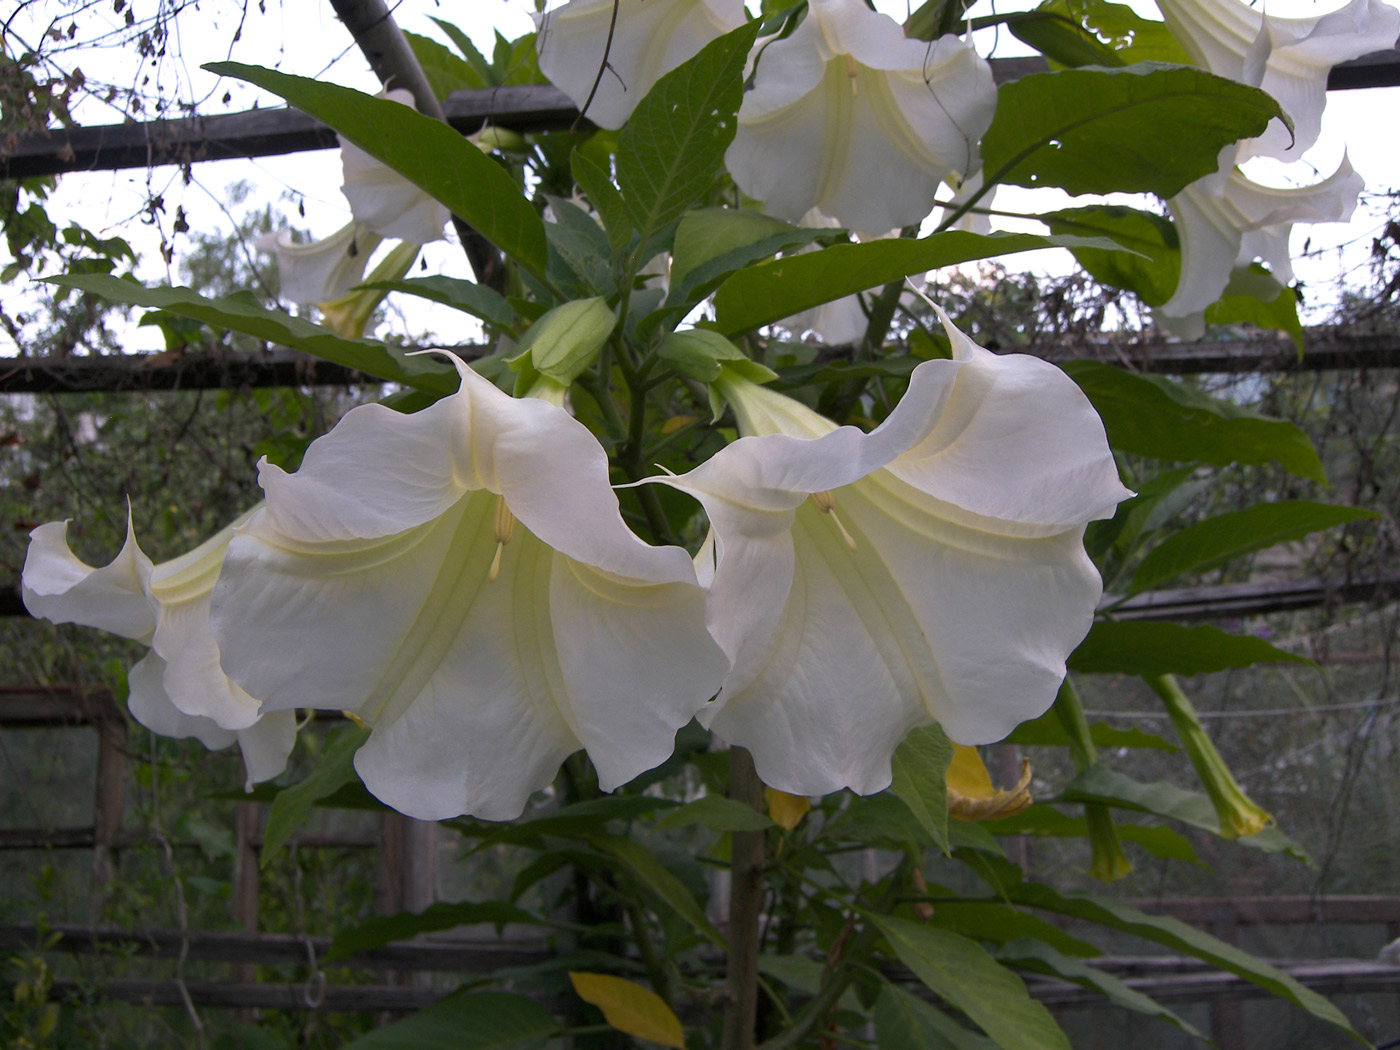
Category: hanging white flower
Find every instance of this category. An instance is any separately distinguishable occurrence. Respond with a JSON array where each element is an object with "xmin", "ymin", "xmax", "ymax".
[
  {"xmin": 535, "ymin": 0, "xmax": 747, "ymax": 131},
  {"xmin": 257, "ymin": 222, "xmax": 383, "ymax": 306},
  {"xmin": 656, "ymin": 309, "xmax": 1131, "ymax": 797},
  {"xmin": 338, "ymin": 90, "xmax": 452, "ymax": 243},
  {"xmin": 210, "ymin": 359, "xmax": 727, "ymax": 822},
  {"xmin": 725, "ymin": 0, "xmax": 995, "ymax": 234},
  {"xmin": 22, "ymin": 511, "xmax": 296, "ymax": 787},
  {"xmin": 1155, "ymin": 0, "xmax": 1400, "ymax": 161},
  {"xmin": 1161, "ymin": 146, "xmax": 1363, "ymax": 317}
]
